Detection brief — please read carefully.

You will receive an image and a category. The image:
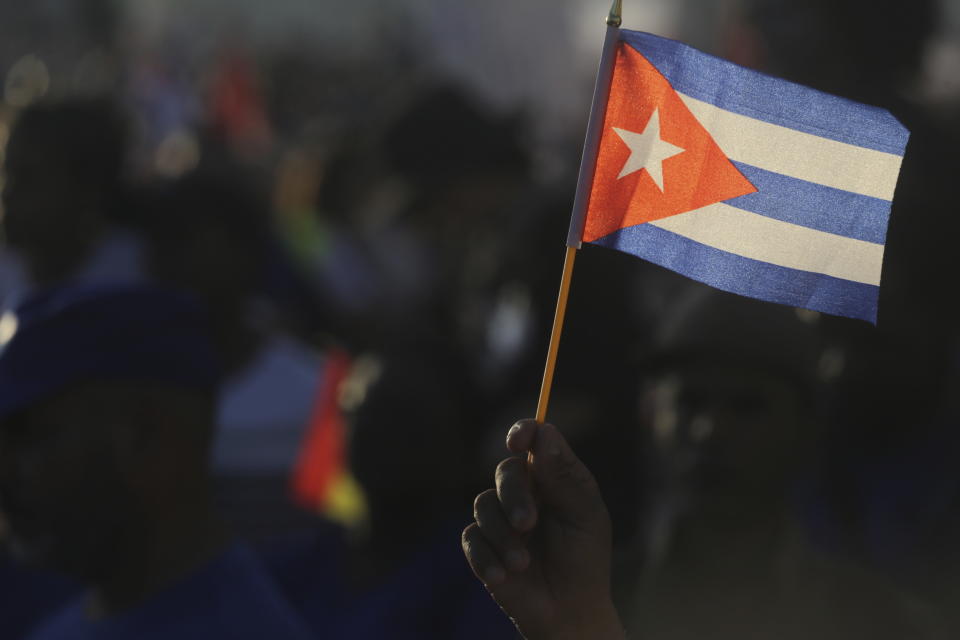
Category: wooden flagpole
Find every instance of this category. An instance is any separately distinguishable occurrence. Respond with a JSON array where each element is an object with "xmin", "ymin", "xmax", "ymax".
[
  {"xmin": 535, "ymin": 0, "xmax": 622, "ymax": 423},
  {"xmin": 535, "ymin": 246, "xmax": 578, "ymax": 423}
]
